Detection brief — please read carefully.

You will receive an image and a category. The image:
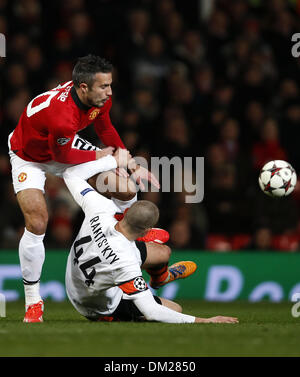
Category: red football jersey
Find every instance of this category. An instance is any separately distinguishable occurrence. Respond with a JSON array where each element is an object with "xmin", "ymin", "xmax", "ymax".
[{"xmin": 10, "ymin": 81, "xmax": 125, "ymax": 164}]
